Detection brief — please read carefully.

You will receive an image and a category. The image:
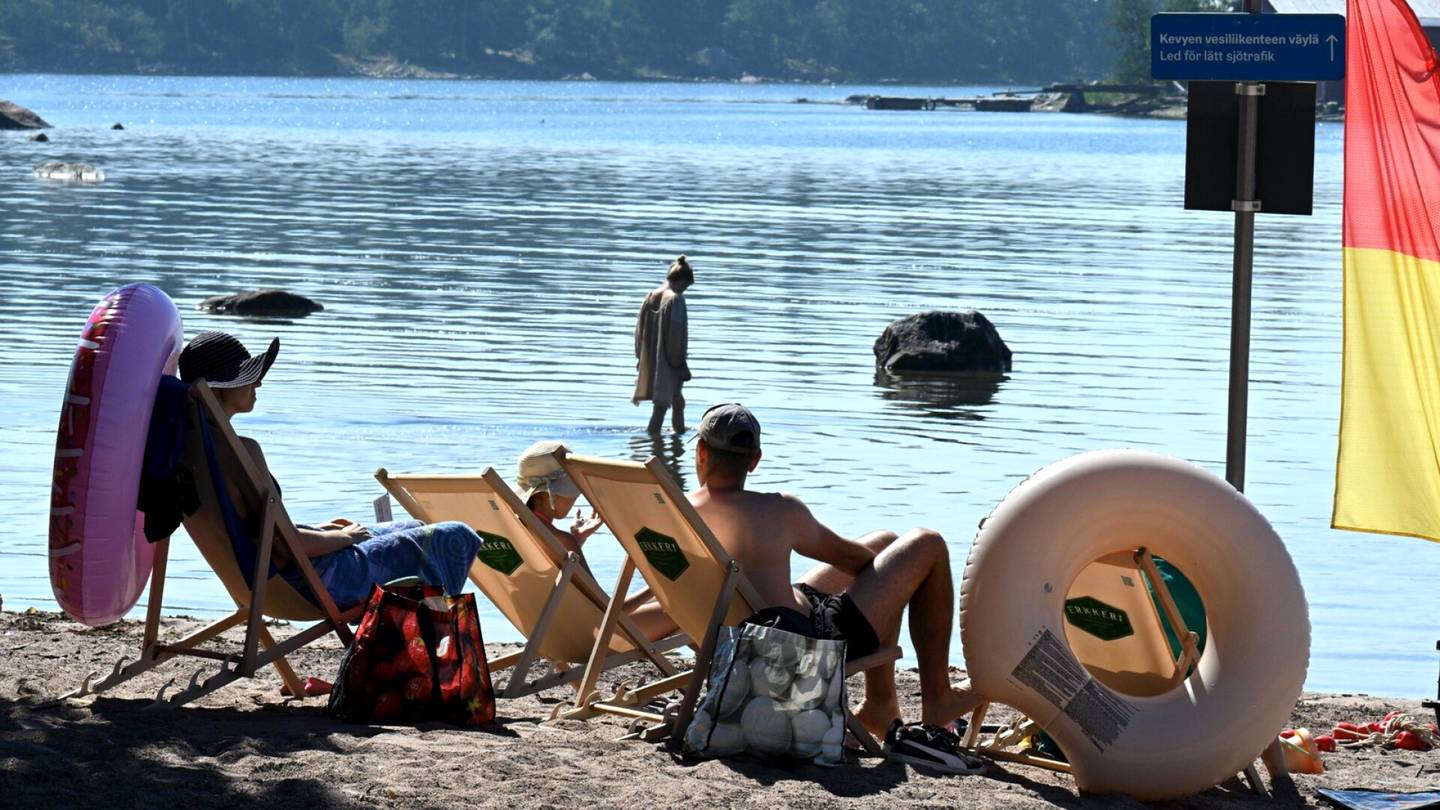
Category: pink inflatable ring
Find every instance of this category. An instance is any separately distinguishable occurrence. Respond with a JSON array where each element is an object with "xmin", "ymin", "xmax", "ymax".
[{"xmin": 50, "ymin": 284, "xmax": 183, "ymax": 626}]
